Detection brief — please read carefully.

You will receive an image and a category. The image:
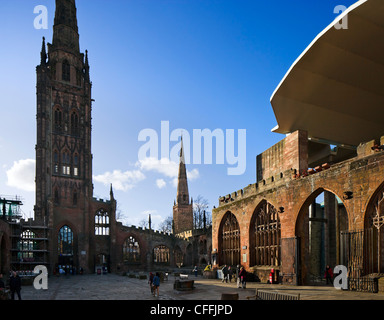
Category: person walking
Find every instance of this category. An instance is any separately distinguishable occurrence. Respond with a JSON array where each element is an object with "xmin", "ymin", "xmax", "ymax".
[
  {"xmin": 0, "ymin": 274, "xmax": 4, "ymax": 290},
  {"xmin": 221, "ymin": 265, "xmax": 228, "ymax": 283},
  {"xmin": 239, "ymin": 267, "xmax": 247, "ymax": 289},
  {"xmin": 0, "ymin": 273, "xmax": 8, "ymax": 301},
  {"xmin": 193, "ymin": 266, "xmax": 198, "ymax": 277},
  {"xmin": 152, "ymin": 272, "xmax": 160, "ymax": 297},
  {"xmin": 227, "ymin": 266, "xmax": 233, "ymax": 283},
  {"xmin": 236, "ymin": 265, "xmax": 241, "ymax": 288},
  {"xmin": 148, "ymin": 272, "xmax": 154, "ymax": 295},
  {"xmin": 9, "ymin": 271, "xmax": 22, "ymax": 300},
  {"xmin": 324, "ymin": 265, "xmax": 334, "ymax": 285}
]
